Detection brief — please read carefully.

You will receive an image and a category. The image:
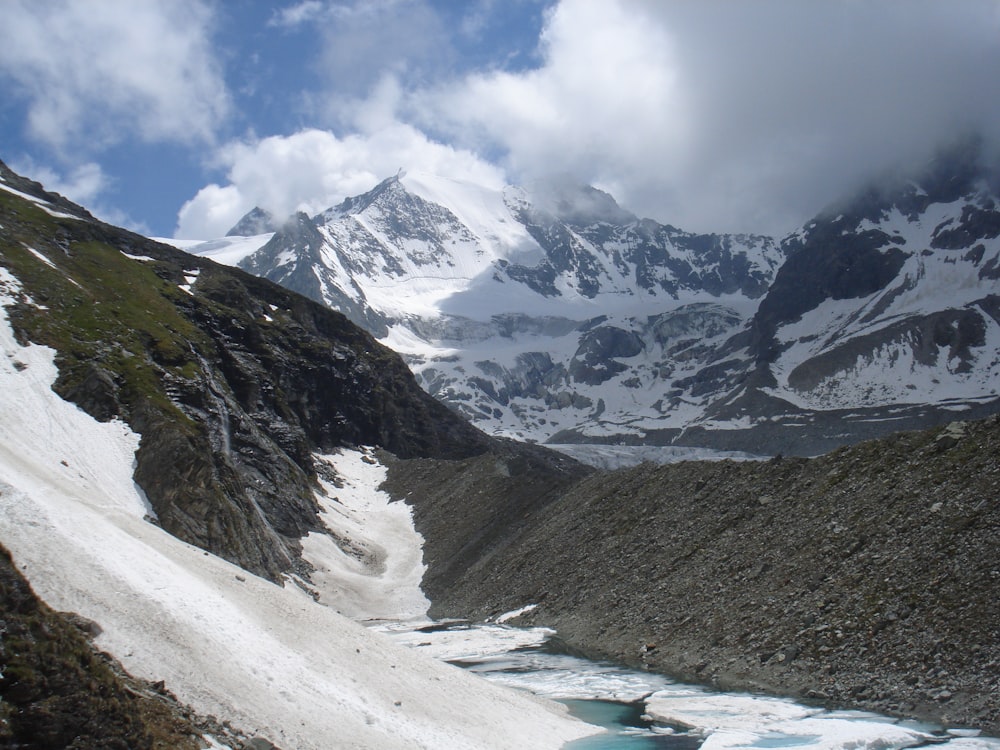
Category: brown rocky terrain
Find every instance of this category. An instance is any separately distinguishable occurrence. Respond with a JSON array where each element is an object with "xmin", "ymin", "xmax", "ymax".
[{"xmin": 388, "ymin": 416, "xmax": 1000, "ymax": 734}]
